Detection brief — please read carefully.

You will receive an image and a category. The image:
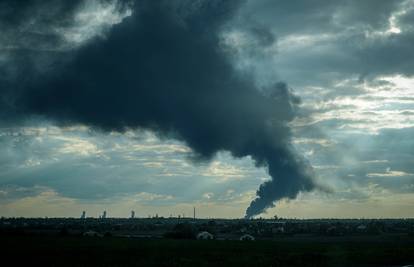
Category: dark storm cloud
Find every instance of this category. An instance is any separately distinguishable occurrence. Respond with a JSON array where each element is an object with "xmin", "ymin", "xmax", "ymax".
[
  {"xmin": 399, "ymin": 9, "xmax": 414, "ymax": 30},
  {"xmin": 0, "ymin": 0, "xmax": 80, "ymax": 50},
  {"xmin": 0, "ymin": 0, "xmax": 131, "ymax": 51},
  {"xmin": 237, "ymin": 0, "xmax": 401, "ymax": 36},
  {"xmin": 0, "ymin": 0, "xmax": 89, "ymax": 124},
  {"xmin": 232, "ymin": 0, "xmax": 414, "ymax": 88},
  {"xmin": 0, "ymin": 0, "xmax": 317, "ymax": 217}
]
